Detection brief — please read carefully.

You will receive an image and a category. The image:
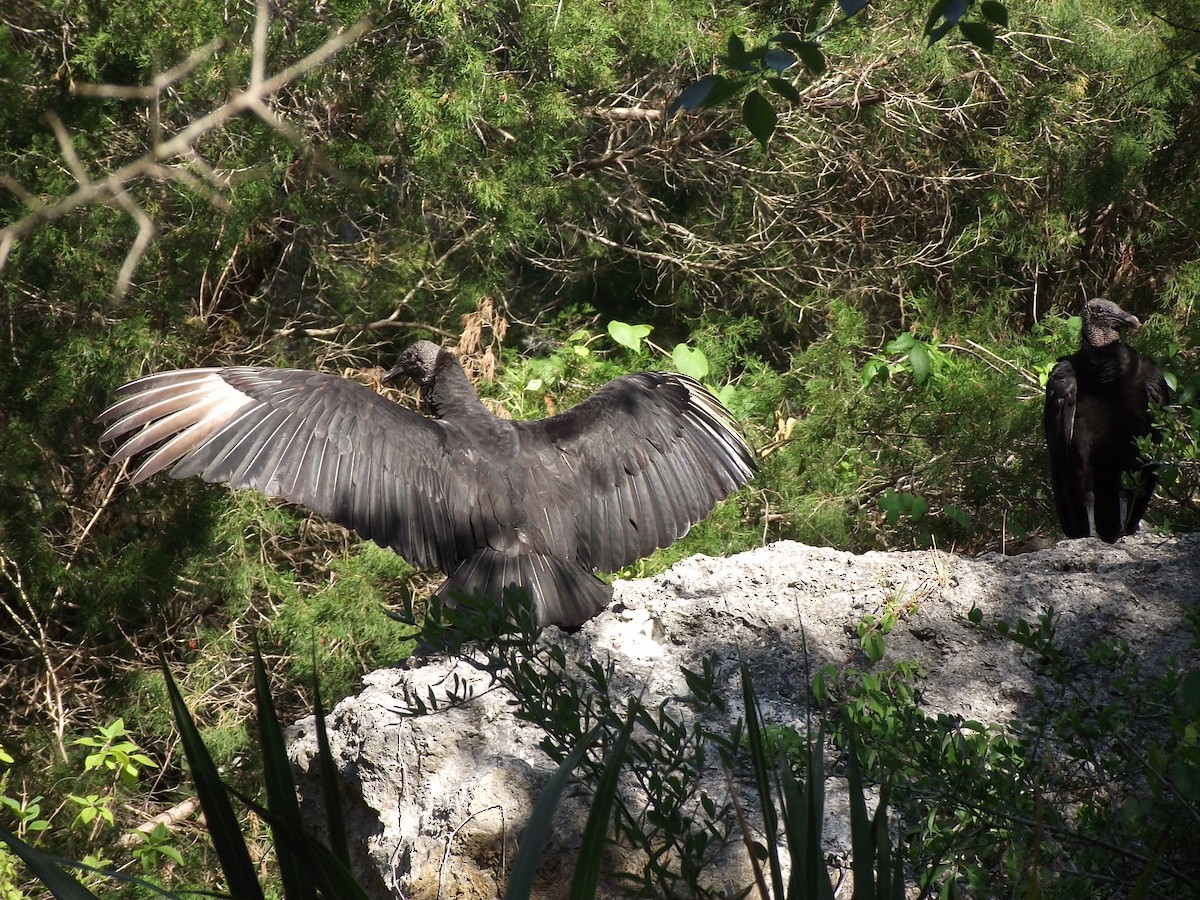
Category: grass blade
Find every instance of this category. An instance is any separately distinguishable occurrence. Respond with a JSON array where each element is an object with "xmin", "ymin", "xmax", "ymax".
[
  {"xmin": 311, "ymin": 646, "xmax": 351, "ymax": 870},
  {"xmin": 225, "ymin": 788, "xmax": 372, "ymax": 900},
  {"xmin": 504, "ymin": 729, "xmax": 600, "ymax": 900},
  {"xmin": 160, "ymin": 654, "xmax": 264, "ymax": 900},
  {"xmin": 740, "ymin": 658, "xmax": 787, "ymax": 899},
  {"xmin": 846, "ymin": 729, "xmax": 876, "ymax": 899},
  {"xmin": 251, "ymin": 640, "xmax": 315, "ymax": 900},
  {"xmin": 0, "ymin": 826, "xmax": 101, "ymax": 899},
  {"xmin": 569, "ymin": 706, "xmax": 635, "ymax": 899}
]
